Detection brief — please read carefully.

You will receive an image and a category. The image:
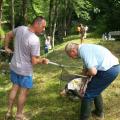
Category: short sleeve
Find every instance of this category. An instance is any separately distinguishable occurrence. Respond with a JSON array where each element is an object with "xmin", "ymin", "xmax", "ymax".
[
  {"xmin": 29, "ymin": 37, "xmax": 40, "ymax": 56},
  {"xmin": 12, "ymin": 27, "xmax": 18, "ymax": 35},
  {"xmin": 12, "ymin": 26, "xmax": 23, "ymax": 35}
]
